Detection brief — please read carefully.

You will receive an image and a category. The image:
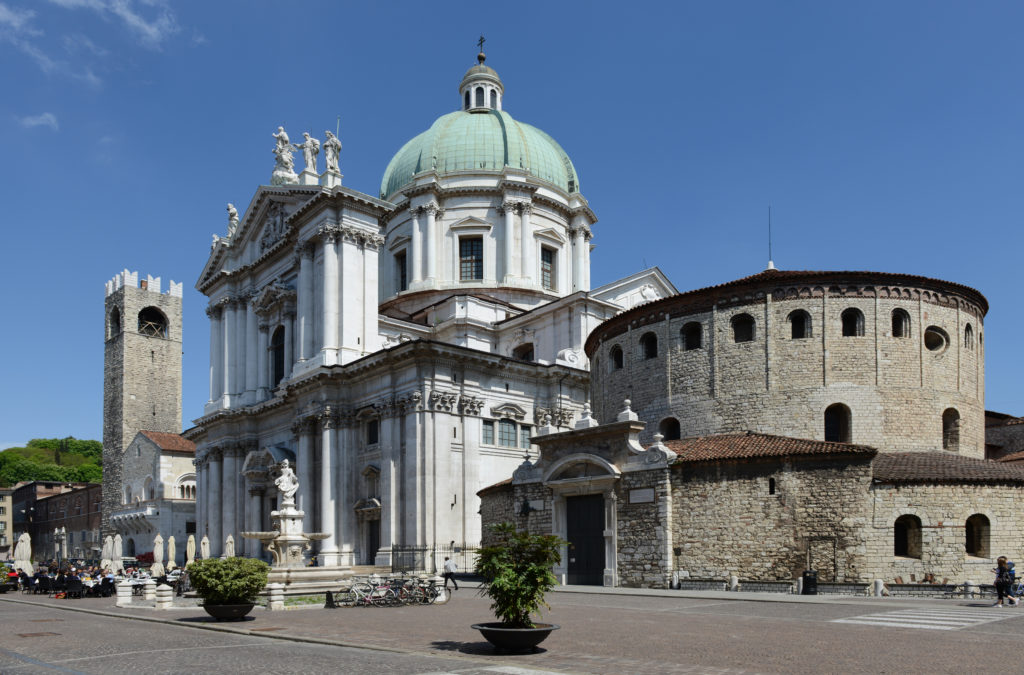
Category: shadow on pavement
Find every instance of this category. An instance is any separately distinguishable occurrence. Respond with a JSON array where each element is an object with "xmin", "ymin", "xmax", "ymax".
[{"xmin": 430, "ymin": 640, "xmax": 548, "ymax": 656}]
